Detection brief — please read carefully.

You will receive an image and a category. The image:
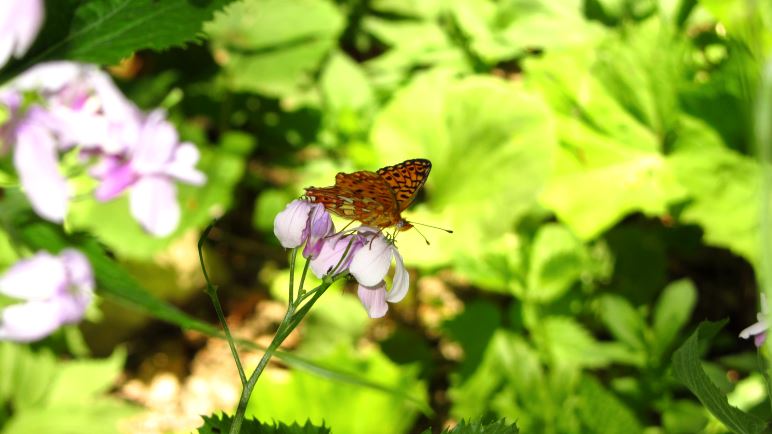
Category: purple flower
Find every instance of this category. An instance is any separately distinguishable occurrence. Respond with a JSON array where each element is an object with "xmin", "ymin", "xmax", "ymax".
[
  {"xmin": 92, "ymin": 110, "xmax": 205, "ymax": 236},
  {"xmin": 0, "ymin": 249, "xmax": 94, "ymax": 342},
  {"xmin": 740, "ymin": 295, "xmax": 768, "ymax": 347},
  {"xmin": 309, "ymin": 231, "xmax": 367, "ymax": 278},
  {"xmin": 273, "ymin": 200, "xmax": 334, "ymax": 258},
  {"xmin": 0, "ymin": 0, "xmax": 44, "ymax": 69},
  {"xmin": 349, "ymin": 231, "xmax": 409, "ymax": 318}
]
